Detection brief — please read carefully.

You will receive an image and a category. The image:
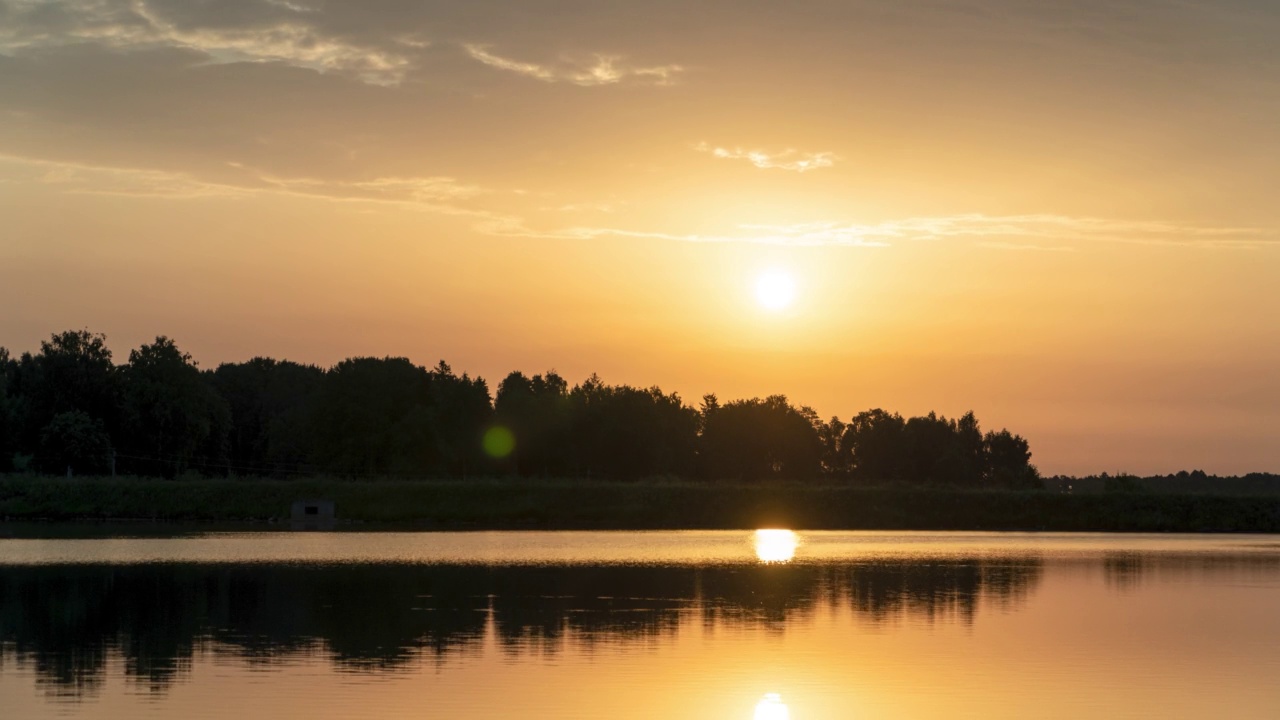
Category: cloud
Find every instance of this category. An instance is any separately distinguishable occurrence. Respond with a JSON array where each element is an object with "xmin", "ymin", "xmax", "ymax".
[
  {"xmin": 478, "ymin": 219, "xmax": 888, "ymax": 247},
  {"xmin": 695, "ymin": 142, "xmax": 837, "ymax": 172},
  {"xmin": 977, "ymin": 242, "xmax": 1076, "ymax": 252},
  {"xmin": 484, "ymin": 214, "xmax": 1278, "ymax": 250},
  {"xmin": 6, "ymin": 152, "xmax": 1275, "ymax": 253},
  {"xmin": 0, "ymin": 0, "xmax": 415, "ymax": 85},
  {"xmin": 738, "ymin": 215, "xmax": 1280, "ymax": 249},
  {"xmin": 21, "ymin": 156, "xmax": 253, "ymax": 200},
  {"xmin": 4, "ymin": 154, "xmax": 486, "ymax": 209},
  {"xmin": 464, "ymin": 44, "xmax": 682, "ymax": 86},
  {"xmin": 255, "ymin": 171, "xmax": 486, "ymax": 204},
  {"xmin": 0, "ymin": 2, "xmax": 689, "ymax": 89},
  {"xmin": 538, "ymin": 202, "xmax": 619, "ymax": 213}
]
